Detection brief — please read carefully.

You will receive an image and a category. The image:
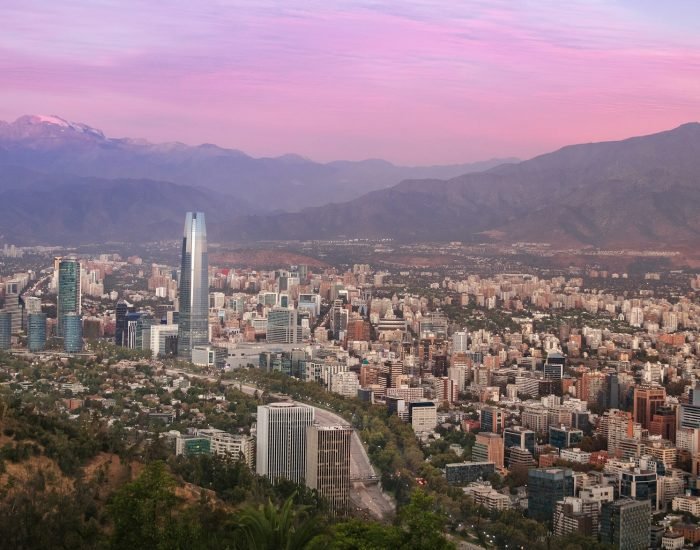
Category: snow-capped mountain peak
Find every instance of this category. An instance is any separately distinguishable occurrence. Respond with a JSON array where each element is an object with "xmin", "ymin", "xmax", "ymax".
[{"xmin": 11, "ymin": 114, "xmax": 106, "ymax": 139}]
